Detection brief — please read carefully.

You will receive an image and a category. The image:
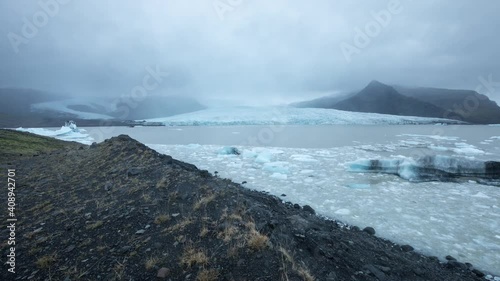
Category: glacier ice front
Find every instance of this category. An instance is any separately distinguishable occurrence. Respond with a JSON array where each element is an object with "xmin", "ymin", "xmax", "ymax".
[
  {"xmin": 145, "ymin": 106, "xmax": 464, "ymax": 126},
  {"xmin": 349, "ymin": 156, "xmax": 500, "ymax": 185}
]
